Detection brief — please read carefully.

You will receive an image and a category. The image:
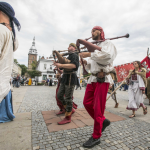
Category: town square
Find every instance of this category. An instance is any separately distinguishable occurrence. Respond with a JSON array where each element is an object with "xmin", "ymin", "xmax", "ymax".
[{"xmin": 1, "ymin": 86, "xmax": 150, "ymax": 150}]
